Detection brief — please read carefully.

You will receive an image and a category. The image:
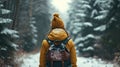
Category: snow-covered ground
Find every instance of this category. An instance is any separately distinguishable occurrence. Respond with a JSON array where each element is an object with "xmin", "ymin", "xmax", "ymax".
[{"xmin": 16, "ymin": 52, "xmax": 114, "ymax": 67}]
